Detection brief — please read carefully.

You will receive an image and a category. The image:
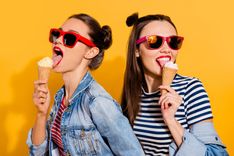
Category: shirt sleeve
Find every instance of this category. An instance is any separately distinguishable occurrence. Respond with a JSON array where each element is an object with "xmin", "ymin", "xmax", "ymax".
[
  {"xmin": 26, "ymin": 128, "xmax": 49, "ymax": 156},
  {"xmin": 169, "ymin": 122, "xmax": 228, "ymax": 156},
  {"xmin": 184, "ymin": 78, "xmax": 213, "ymax": 126},
  {"xmin": 89, "ymin": 96, "xmax": 145, "ymax": 156}
]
